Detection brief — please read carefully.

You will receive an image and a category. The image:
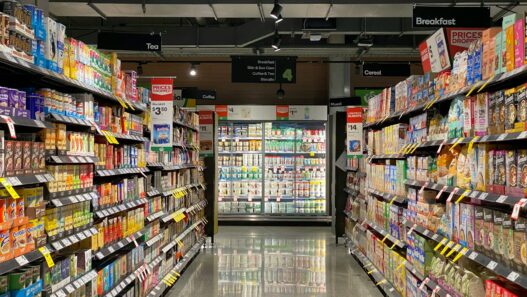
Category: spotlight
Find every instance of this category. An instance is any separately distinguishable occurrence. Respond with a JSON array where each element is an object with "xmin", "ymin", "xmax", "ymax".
[
  {"xmin": 276, "ymin": 84, "xmax": 285, "ymax": 100},
  {"xmin": 189, "ymin": 64, "xmax": 197, "ymax": 76},
  {"xmin": 275, "ymin": 14, "xmax": 283, "ymax": 24},
  {"xmin": 270, "ymin": 1, "xmax": 282, "ymax": 19},
  {"xmin": 272, "ymin": 34, "xmax": 281, "ymax": 52}
]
